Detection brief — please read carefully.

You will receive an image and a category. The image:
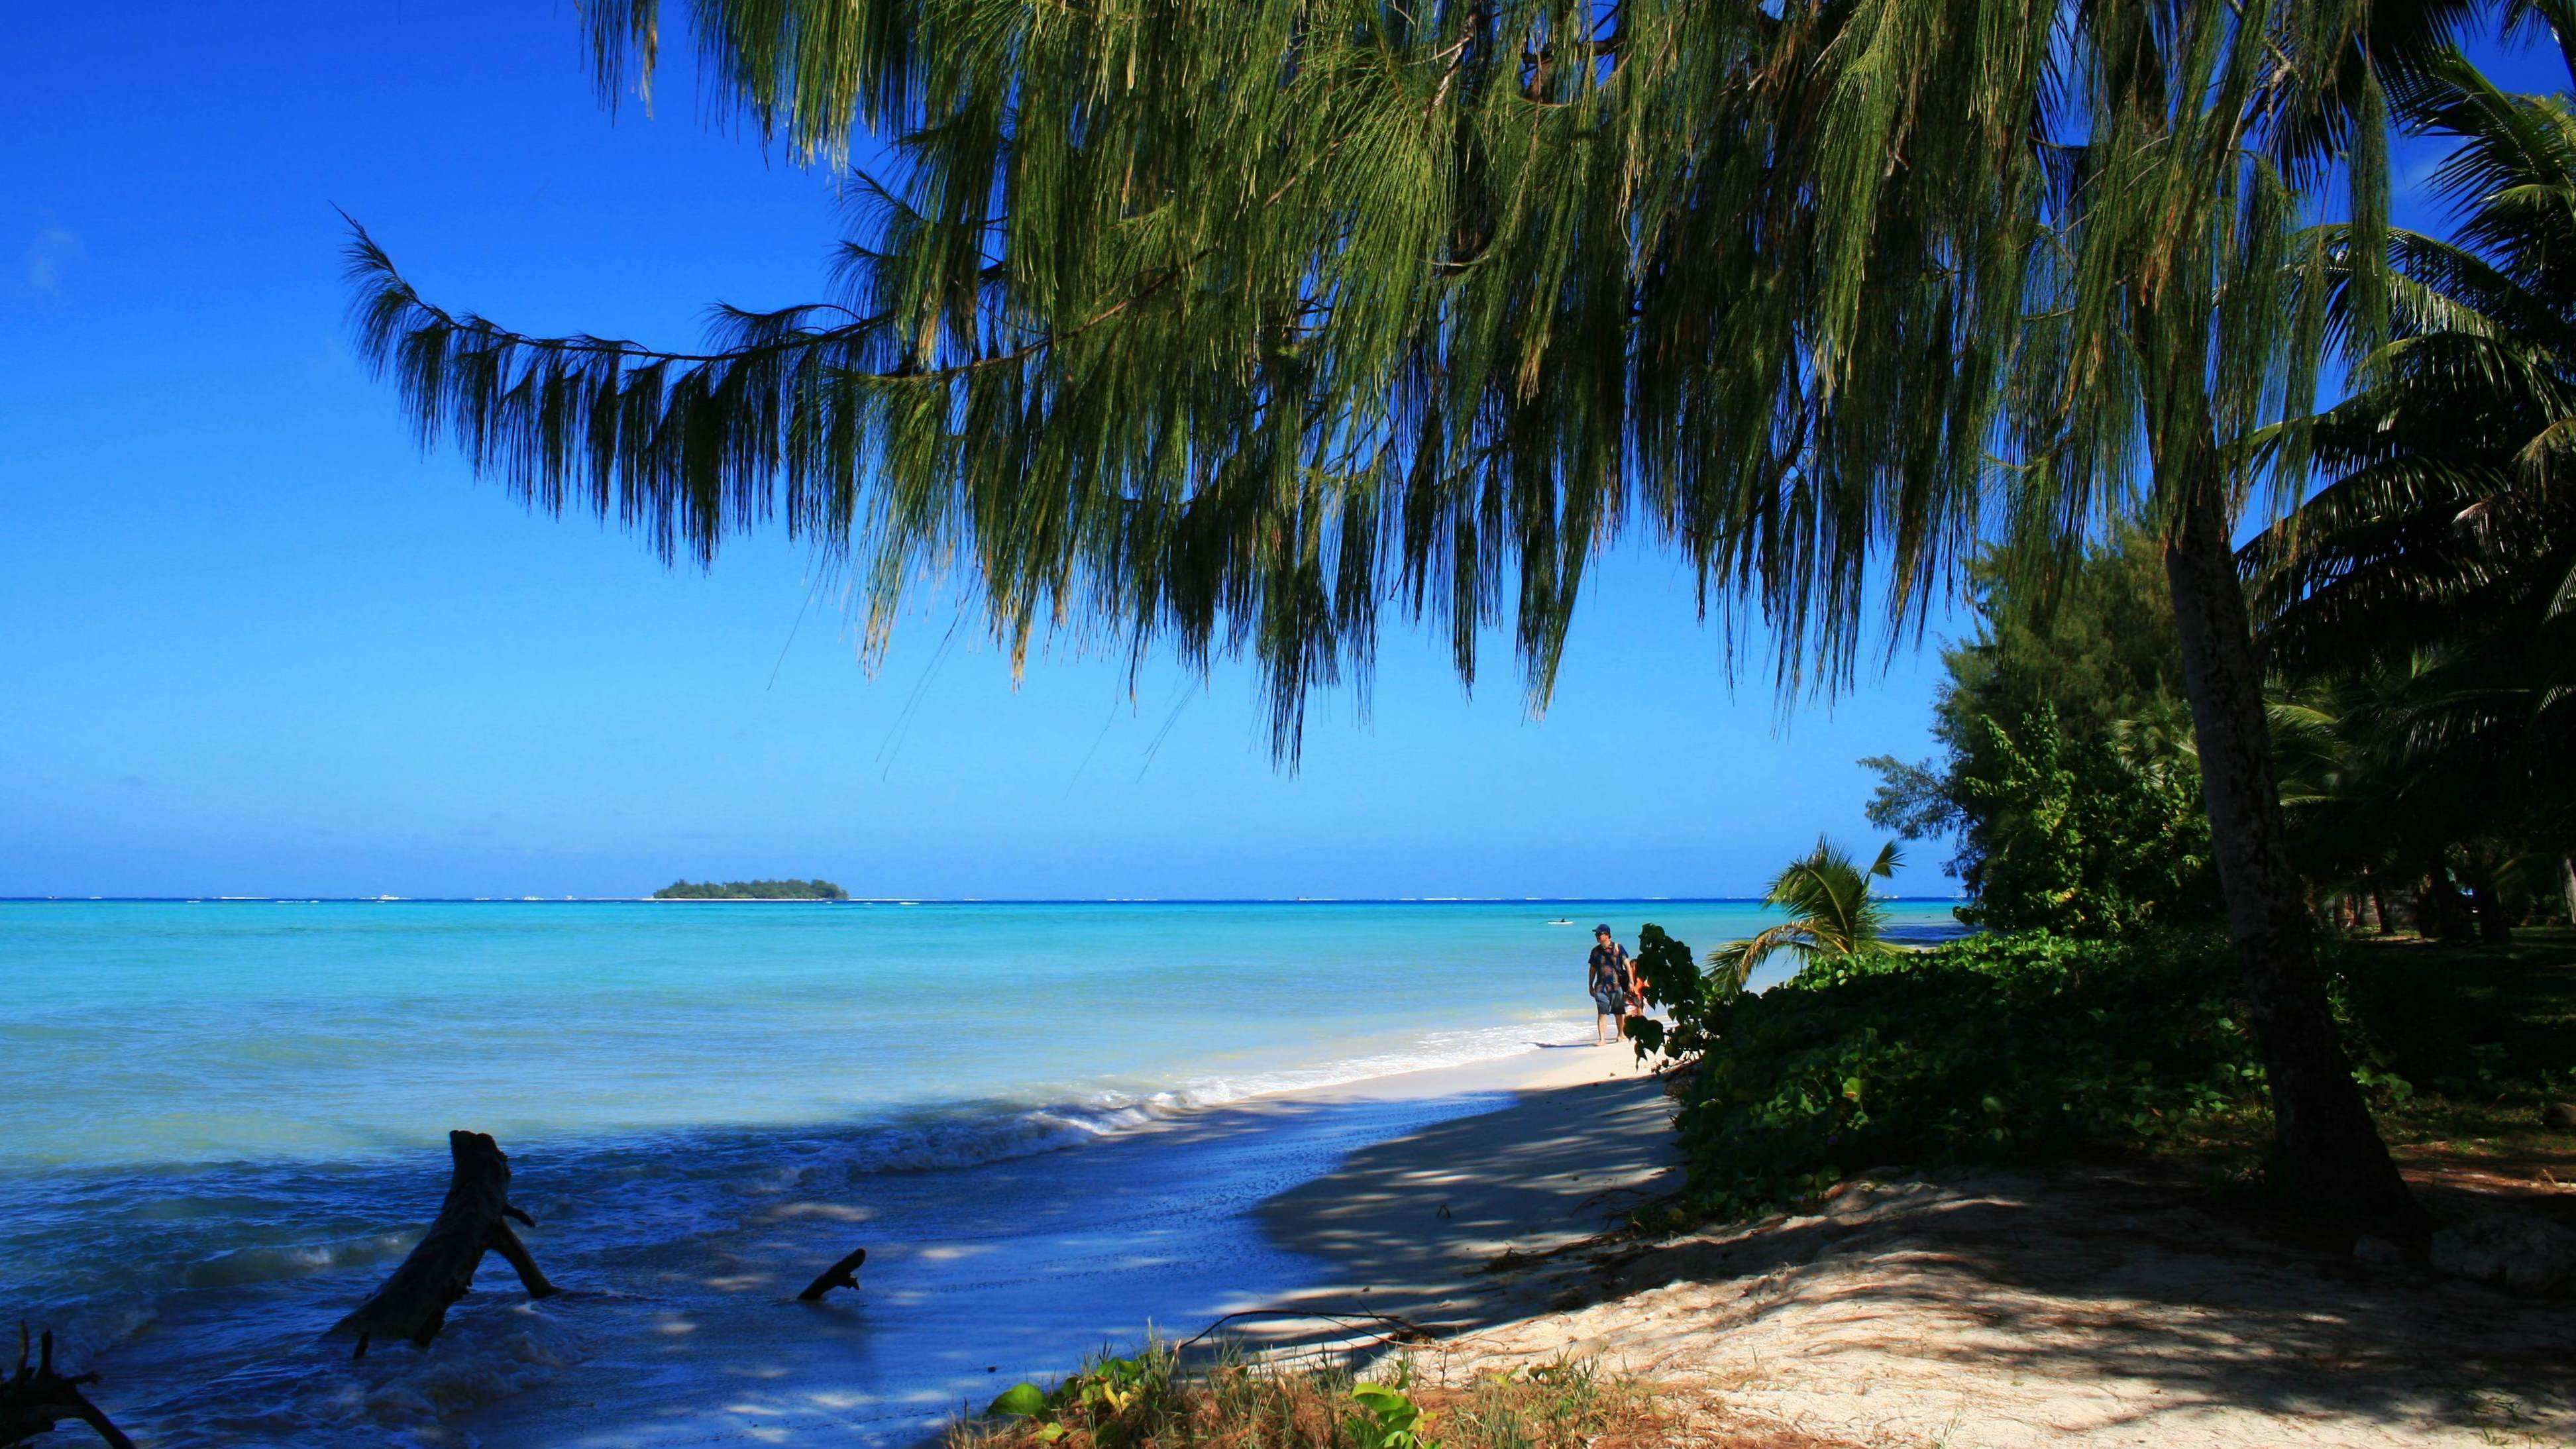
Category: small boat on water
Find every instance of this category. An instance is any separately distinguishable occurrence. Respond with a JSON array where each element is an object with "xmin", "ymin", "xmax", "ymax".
[{"xmin": 1547, "ymin": 917, "xmax": 1575, "ymax": 926}]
